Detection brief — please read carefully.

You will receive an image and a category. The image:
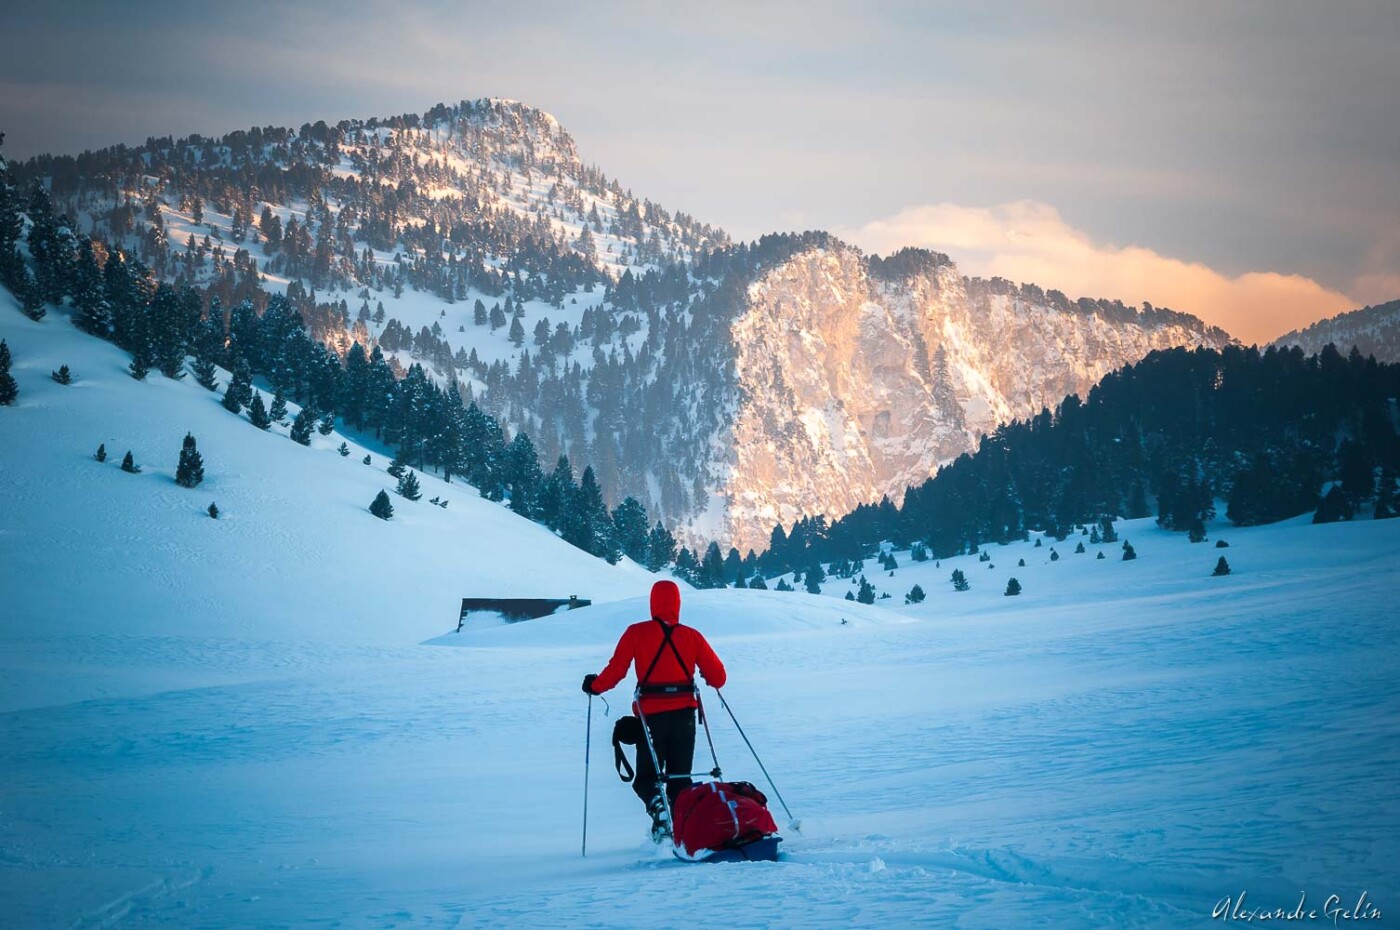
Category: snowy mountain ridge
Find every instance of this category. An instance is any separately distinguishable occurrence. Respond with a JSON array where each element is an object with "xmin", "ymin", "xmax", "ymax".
[
  {"xmin": 17, "ymin": 99, "xmax": 1229, "ymax": 552},
  {"xmin": 718, "ymin": 244, "xmax": 1231, "ymax": 550},
  {"xmin": 1272, "ymin": 297, "xmax": 1400, "ymax": 363}
]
